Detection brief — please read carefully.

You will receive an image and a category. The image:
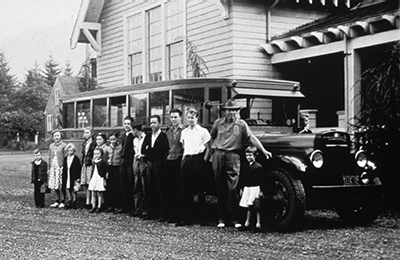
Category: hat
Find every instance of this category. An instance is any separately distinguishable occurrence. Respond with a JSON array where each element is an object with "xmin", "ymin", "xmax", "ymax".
[{"xmin": 222, "ymin": 99, "xmax": 241, "ymax": 110}]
